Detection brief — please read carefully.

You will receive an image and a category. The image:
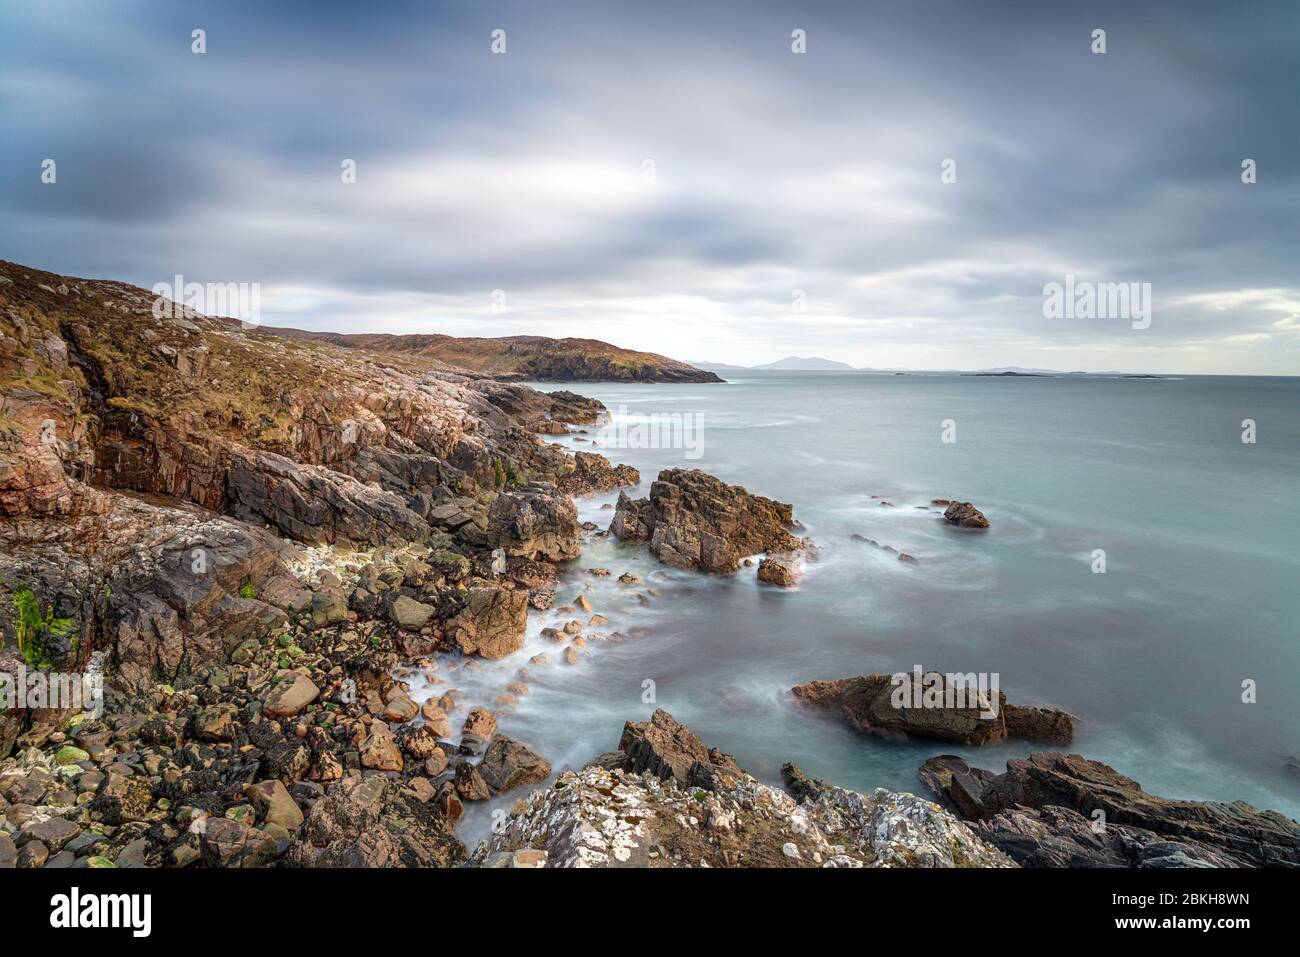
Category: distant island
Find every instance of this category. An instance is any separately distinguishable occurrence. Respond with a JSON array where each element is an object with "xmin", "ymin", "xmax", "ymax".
[{"xmin": 689, "ymin": 358, "xmax": 1159, "ymax": 377}]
